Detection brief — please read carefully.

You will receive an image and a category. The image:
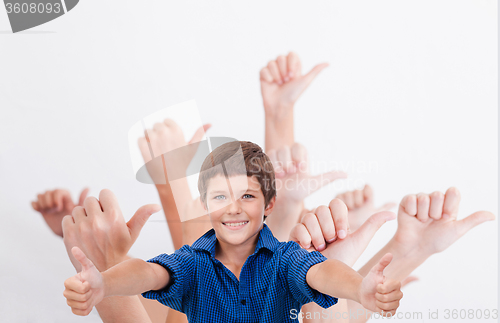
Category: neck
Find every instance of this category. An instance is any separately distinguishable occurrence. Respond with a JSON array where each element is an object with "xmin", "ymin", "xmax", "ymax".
[{"xmin": 215, "ymin": 226, "xmax": 262, "ymax": 267}]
